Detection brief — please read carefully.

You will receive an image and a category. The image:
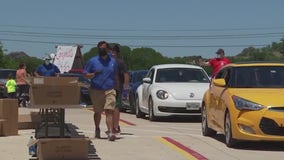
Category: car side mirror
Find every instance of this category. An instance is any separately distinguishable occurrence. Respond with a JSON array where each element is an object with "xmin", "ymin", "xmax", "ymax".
[
  {"xmin": 143, "ymin": 77, "xmax": 152, "ymax": 84},
  {"xmin": 213, "ymin": 78, "xmax": 226, "ymax": 87}
]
